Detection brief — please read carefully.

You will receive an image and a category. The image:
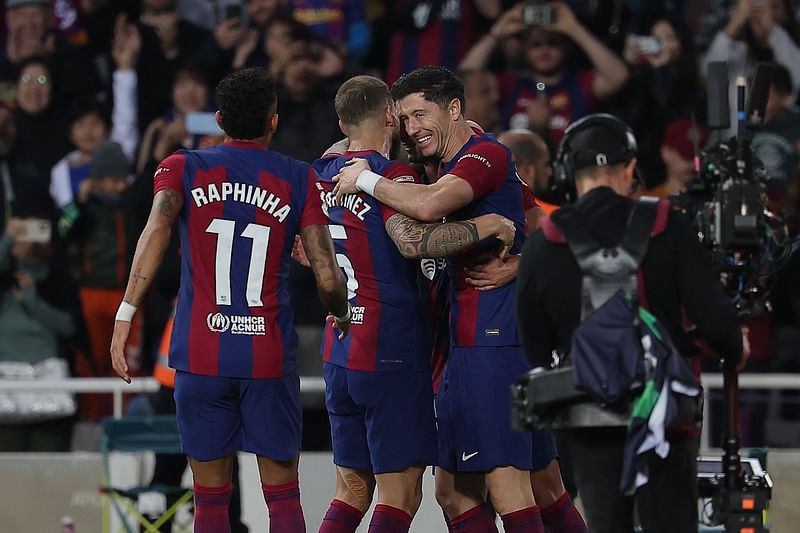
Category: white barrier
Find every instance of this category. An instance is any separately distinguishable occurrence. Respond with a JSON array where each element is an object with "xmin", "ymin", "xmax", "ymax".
[
  {"xmin": 2, "ymin": 372, "xmax": 800, "ymax": 445},
  {"xmin": 0, "ymin": 376, "xmax": 326, "ymax": 418}
]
